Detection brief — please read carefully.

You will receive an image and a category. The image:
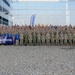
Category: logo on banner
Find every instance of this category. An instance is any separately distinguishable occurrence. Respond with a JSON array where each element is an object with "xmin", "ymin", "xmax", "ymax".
[{"xmin": 30, "ymin": 14, "xmax": 36, "ymax": 27}]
